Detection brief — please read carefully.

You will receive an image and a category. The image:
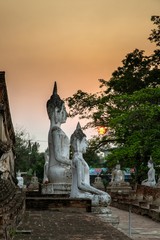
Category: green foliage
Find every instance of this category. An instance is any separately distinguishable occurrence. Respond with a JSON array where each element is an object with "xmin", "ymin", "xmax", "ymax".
[
  {"xmin": 65, "ymin": 16, "xmax": 160, "ymax": 183},
  {"xmin": 83, "ymin": 138, "xmax": 102, "ymax": 168},
  {"xmin": 14, "ymin": 128, "xmax": 45, "ymax": 182},
  {"xmin": 105, "ymin": 87, "xmax": 160, "ymax": 182}
]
